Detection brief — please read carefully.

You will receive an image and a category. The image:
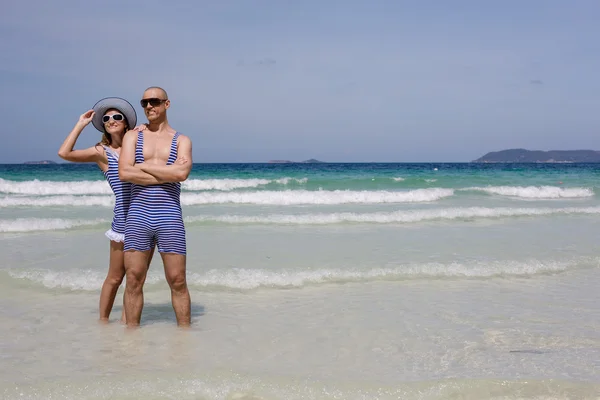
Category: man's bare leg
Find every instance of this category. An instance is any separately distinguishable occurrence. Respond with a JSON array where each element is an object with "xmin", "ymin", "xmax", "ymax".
[
  {"xmin": 124, "ymin": 249, "xmax": 152, "ymax": 327},
  {"xmin": 161, "ymin": 253, "xmax": 191, "ymax": 327},
  {"xmin": 120, "ymin": 246, "xmax": 155, "ymax": 324}
]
